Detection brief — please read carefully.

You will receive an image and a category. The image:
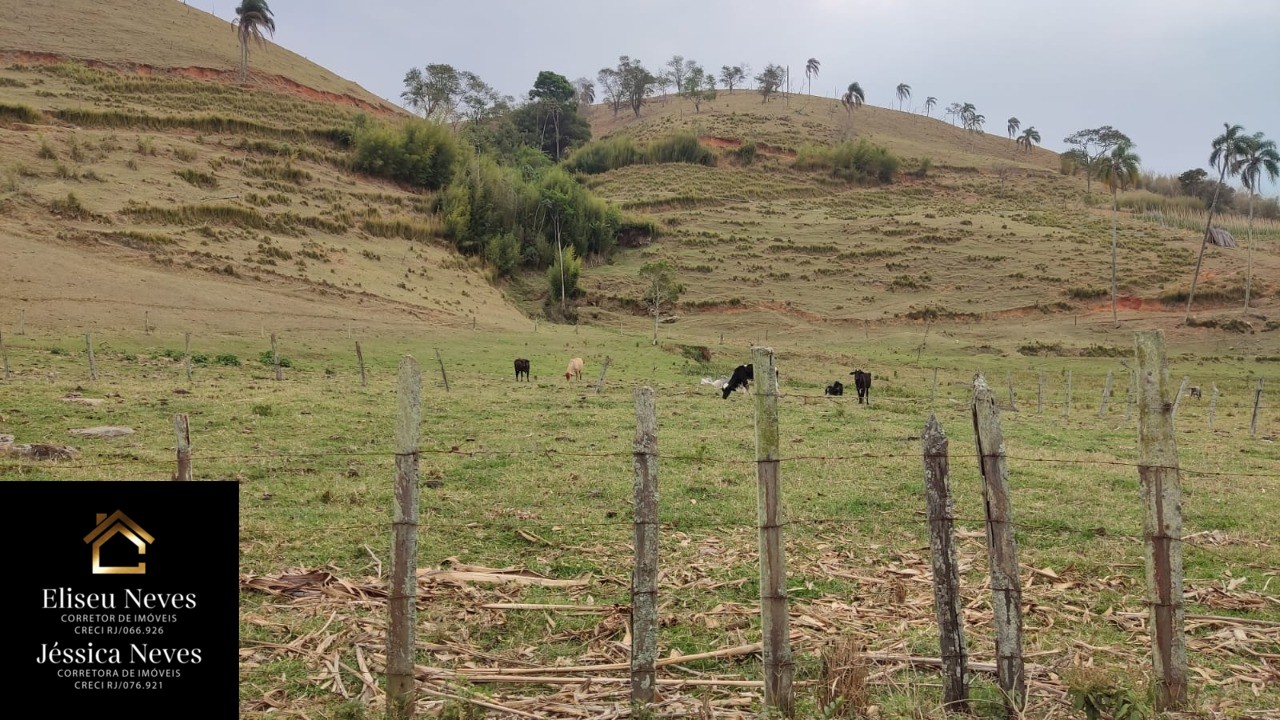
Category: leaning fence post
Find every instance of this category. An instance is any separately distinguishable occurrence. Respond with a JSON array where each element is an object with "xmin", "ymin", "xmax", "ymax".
[
  {"xmin": 173, "ymin": 414, "xmax": 192, "ymax": 481},
  {"xmin": 752, "ymin": 346, "xmax": 793, "ymax": 717},
  {"xmin": 271, "ymin": 333, "xmax": 282, "ymax": 381},
  {"xmin": 595, "ymin": 355, "xmax": 613, "ymax": 394},
  {"xmin": 932, "ymin": 367, "xmax": 939, "ymax": 405},
  {"xmin": 85, "ymin": 333, "xmax": 97, "ymax": 381},
  {"xmin": 1134, "ymin": 331, "xmax": 1187, "ymax": 711},
  {"xmin": 972, "ymin": 373, "xmax": 1026, "ymax": 716},
  {"xmin": 922, "ymin": 414, "xmax": 969, "ymax": 712},
  {"xmin": 631, "ymin": 387, "xmax": 659, "ymax": 705},
  {"xmin": 1172, "ymin": 376, "xmax": 1189, "ymax": 416},
  {"xmin": 387, "ymin": 356, "xmax": 422, "ymax": 720},
  {"xmin": 1208, "ymin": 384, "xmax": 1219, "ymax": 429},
  {"xmin": 1251, "ymin": 379, "xmax": 1264, "ymax": 437},
  {"xmin": 356, "ymin": 341, "xmax": 367, "ymax": 388},
  {"xmin": 1, "ymin": 330, "xmax": 10, "ymax": 381},
  {"xmin": 1098, "ymin": 370, "xmax": 1114, "ymax": 418},
  {"xmin": 434, "ymin": 348, "xmax": 449, "ymax": 392}
]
